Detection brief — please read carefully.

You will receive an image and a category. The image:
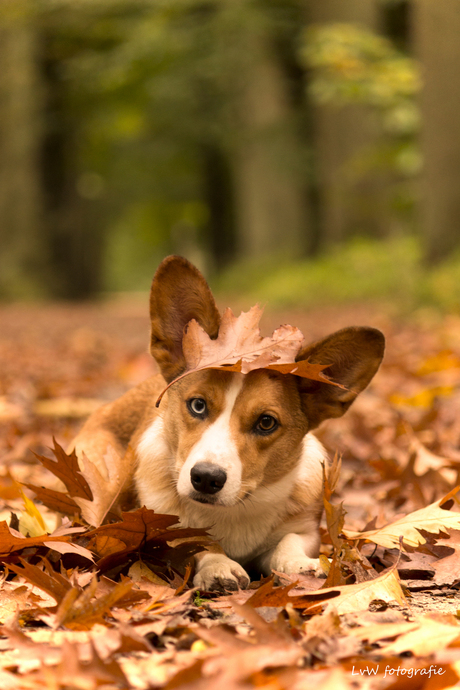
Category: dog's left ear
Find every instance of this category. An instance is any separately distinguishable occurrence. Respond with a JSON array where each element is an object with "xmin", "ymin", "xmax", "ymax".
[{"xmin": 297, "ymin": 327, "xmax": 385, "ymax": 429}]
